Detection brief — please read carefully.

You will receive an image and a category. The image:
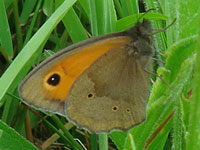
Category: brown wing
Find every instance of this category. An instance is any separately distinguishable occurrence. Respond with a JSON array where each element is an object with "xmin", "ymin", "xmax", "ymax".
[
  {"xmin": 65, "ymin": 44, "xmax": 151, "ymax": 133},
  {"xmin": 18, "ymin": 36, "xmax": 132, "ymax": 116}
]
